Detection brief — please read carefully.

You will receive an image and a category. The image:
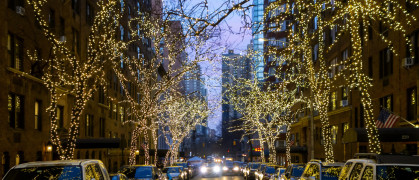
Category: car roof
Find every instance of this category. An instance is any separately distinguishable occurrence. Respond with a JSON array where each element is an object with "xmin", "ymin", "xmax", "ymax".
[
  {"xmin": 354, "ymin": 153, "xmax": 419, "ymax": 164},
  {"xmin": 12, "ymin": 159, "xmax": 102, "ymax": 168},
  {"xmin": 165, "ymin": 166, "xmax": 182, "ymax": 168},
  {"xmin": 121, "ymin": 165, "xmax": 155, "ymax": 168},
  {"xmin": 308, "ymin": 160, "xmax": 344, "ymax": 167}
]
